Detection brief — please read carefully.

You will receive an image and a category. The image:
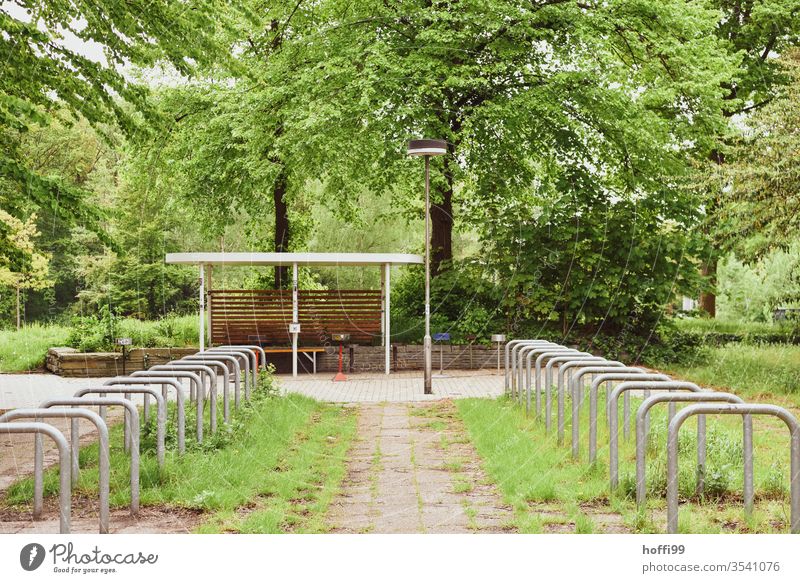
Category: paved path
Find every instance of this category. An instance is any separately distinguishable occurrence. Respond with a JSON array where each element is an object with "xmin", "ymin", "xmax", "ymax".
[
  {"xmin": 280, "ymin": 370, "xmax": 503, "ymax": 402},
  {"xmin": 326, "ymin": 401, "xmax": 514, "ymax": 533},
  {"xmin": 0, "ymin": 374, "xmax": 115, "ymax": 411}
]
